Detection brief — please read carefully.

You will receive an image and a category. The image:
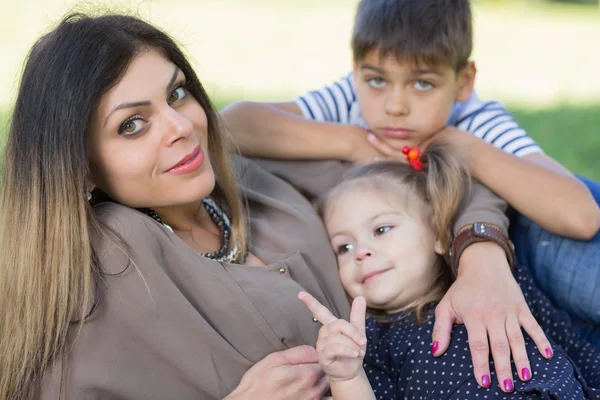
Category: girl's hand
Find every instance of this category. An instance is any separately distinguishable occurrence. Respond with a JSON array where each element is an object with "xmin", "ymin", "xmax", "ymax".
[
  {"xmin": 431, "ymin": 242, "xmax": 553, "ymax": 392},
  {"xmin": 298, "ymin": 291, "xmax": 368, "ymax": 382}
]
